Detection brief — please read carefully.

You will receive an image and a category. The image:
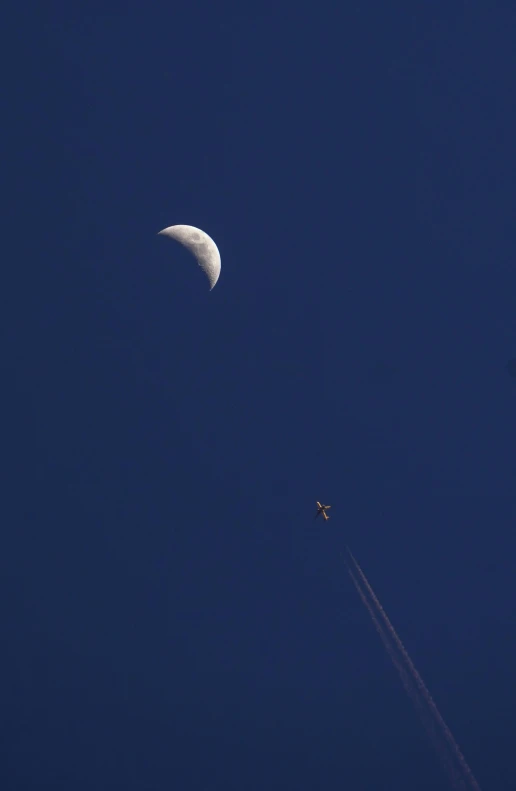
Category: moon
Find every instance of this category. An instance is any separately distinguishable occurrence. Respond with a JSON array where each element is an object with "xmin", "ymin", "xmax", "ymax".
[{"xmin": 158, "ymin": 224, "xmax": 221, "ymax": 290}]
